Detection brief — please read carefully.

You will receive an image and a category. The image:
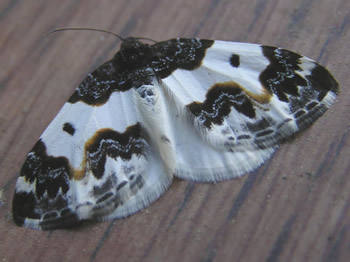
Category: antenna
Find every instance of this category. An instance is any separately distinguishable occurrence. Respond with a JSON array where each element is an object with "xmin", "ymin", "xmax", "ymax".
[
  {"xmin": 43, "ymin": 27, "xmax": 125, "ymax": 41},
  {"xmin": 43, "ymin": 28, "xmax": 158, "ymax": 43}
]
